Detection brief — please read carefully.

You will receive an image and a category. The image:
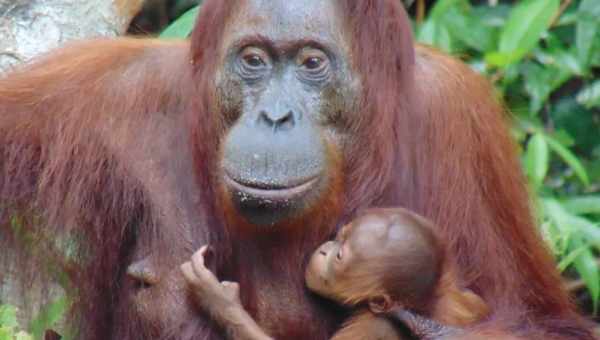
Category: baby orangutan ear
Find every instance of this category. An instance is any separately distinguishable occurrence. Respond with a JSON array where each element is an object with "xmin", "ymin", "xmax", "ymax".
[{"xmin": 368, "ymin": 294, "xmax": 395, "ymax": 314}]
